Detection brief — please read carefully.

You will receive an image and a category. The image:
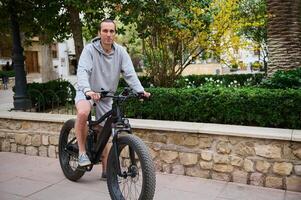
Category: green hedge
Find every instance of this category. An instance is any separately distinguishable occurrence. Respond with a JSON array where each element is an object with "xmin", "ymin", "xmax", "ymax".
[
  {"xmin": 123, "ymin": 87, "xmax": 301, "ymax": 129},
  {"xmin": 0, "ymin": 70, "xmax": 15, "ymax": 77},
  {"xmin": 119, "ymin": 73, "xmax": 265, "ymax": 88},
  {"xmin": 13, "ymin": 79, "xmax": 75, "ymax": 111},
  {"xmin": 260, "ymin": 67, "xmax": 301, "ymax": 89}
]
